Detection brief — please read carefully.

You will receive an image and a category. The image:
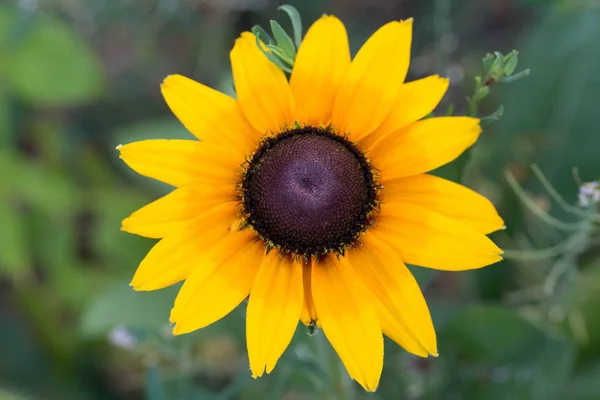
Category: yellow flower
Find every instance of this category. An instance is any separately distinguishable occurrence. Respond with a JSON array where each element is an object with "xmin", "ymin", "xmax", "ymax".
[{"xmin": 118, "ymin": 16, "xmax": 504, "ymax": 391}]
